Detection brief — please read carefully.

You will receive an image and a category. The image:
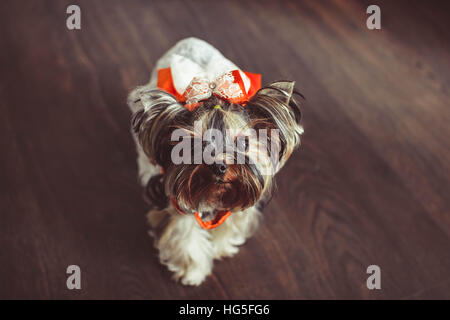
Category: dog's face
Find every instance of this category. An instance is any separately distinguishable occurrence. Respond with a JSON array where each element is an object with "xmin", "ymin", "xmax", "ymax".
[{"xmin": 132, "ymin": 81, "xmax": 303, "ymax": 219}]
